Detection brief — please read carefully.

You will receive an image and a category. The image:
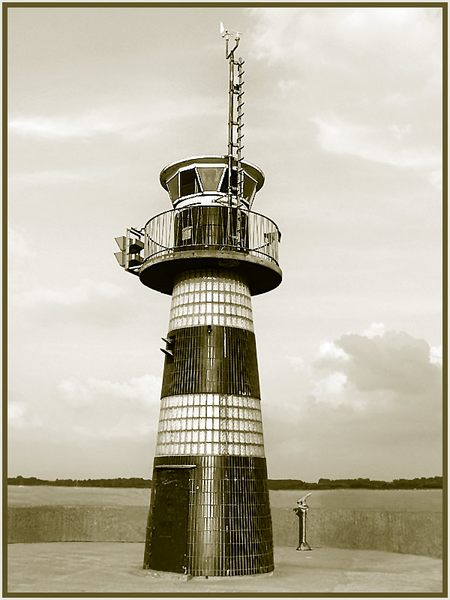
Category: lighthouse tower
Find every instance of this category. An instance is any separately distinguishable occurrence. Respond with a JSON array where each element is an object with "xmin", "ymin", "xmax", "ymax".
[{"xmin": 115, "ymin": 29, "xmax": 282, "ymax": 577}]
